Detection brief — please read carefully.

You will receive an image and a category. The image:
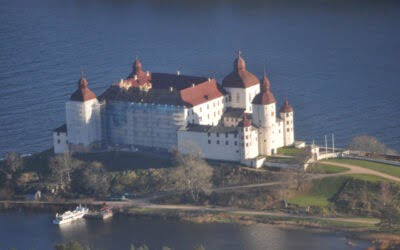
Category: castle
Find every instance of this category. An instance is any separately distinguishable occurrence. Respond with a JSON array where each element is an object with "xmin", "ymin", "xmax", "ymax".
[{"xmin": 53, "ymin": 51, "xmax": 295, "ymax": 168}]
